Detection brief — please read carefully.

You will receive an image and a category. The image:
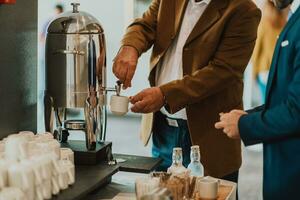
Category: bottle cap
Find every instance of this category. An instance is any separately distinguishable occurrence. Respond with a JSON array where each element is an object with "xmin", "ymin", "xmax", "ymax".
[
  {"xmin": 191, "ymin": 145, "xmax": 199, "ymax": 150},
  {"xmin": 173, "ymin": 147, "xmax": 182, "ymax": 152}
]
